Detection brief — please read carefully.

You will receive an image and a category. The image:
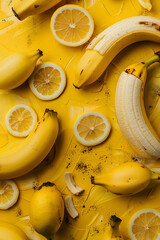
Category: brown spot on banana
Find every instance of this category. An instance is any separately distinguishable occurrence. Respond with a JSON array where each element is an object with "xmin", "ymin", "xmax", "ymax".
[
  {"xmin": 139, "ymin": 21, "xmax": 160, "ymax": 31},
  {"xmin": 125, "ymin": 68, "xmax": 136, "ymax": 74}
]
